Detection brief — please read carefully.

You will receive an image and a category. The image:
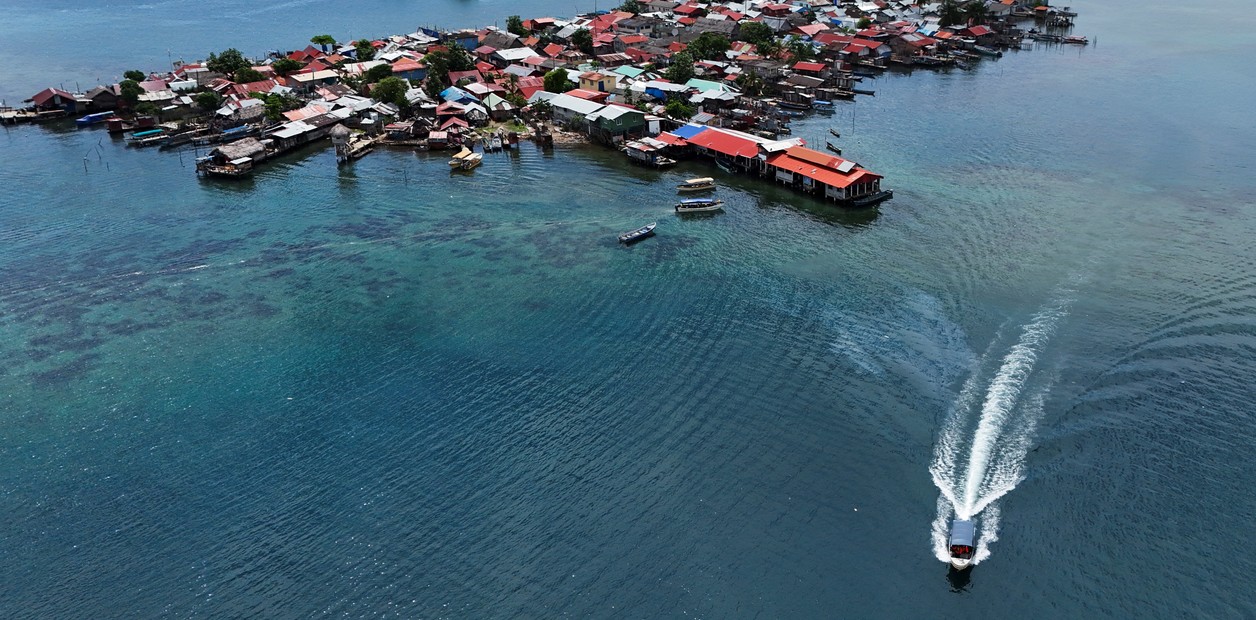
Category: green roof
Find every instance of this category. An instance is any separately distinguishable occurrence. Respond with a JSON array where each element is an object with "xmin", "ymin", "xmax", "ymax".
[
  {"xmin": 685, "ymin": 78, "xmax": 733, "ymax": 93},
  {"xmin": 612, "ymin": 65, "xmax": 646, "ymax": 78}
]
